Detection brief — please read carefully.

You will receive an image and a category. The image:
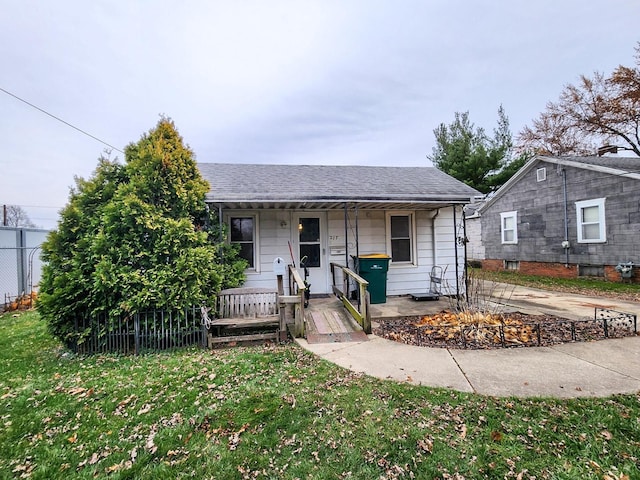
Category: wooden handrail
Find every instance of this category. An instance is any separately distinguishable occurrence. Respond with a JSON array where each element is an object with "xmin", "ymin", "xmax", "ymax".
[
  {"xmin": 287, "ymin": 265, "xmax": 307, "ymax": 337},
  {"xmin": 330, "ymin": 262, "xmax": 371, "ymax": 333}
]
